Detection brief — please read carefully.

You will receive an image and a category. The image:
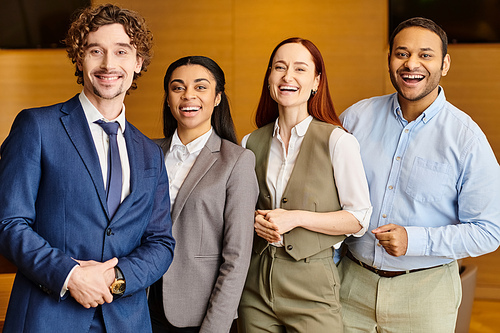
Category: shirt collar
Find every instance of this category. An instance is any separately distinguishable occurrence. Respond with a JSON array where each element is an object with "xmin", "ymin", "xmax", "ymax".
[
  {"xmin": 272, "ymin": 114, "xmax": 313, "ymax": 138},
  {"xmin": 391, "ymin": 86, "xmax": 446, "ymax": 125},
  {"xmin": 79, "ymin": 91, "xmax": 127, "ymax": 132},
  {"xmin": 170, "ymin": 127, "xmax": 213, "ymax": 154}
]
